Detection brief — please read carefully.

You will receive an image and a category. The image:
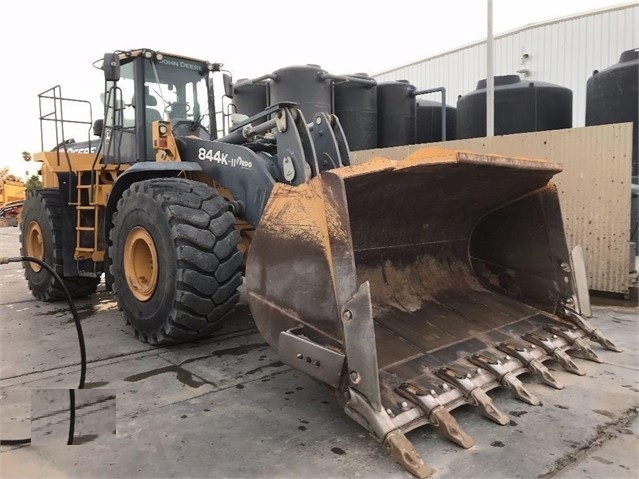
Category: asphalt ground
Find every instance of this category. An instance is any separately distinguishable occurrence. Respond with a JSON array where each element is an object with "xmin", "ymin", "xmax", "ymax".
[{"xmin": 0, "ymin": 226, "xmax": 637, "ymax": 478}]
